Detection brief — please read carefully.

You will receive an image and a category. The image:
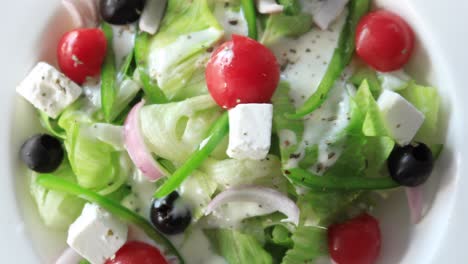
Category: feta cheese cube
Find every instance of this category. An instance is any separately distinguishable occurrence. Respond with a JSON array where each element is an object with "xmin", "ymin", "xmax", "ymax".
[
  {"xmin": 67, "ymin": 203, "xmax": 128, "ymax": 264},
  {"xmin": 377, "ymin": 90, "xmax": 425, "ymax": 145},
  {"xmin": 227, "ymin": 104, "xmax": 273, "ymax": 160},
  {"xmin": 16, "ymin": 62, "xmax": 82, "ymax": 118}
]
